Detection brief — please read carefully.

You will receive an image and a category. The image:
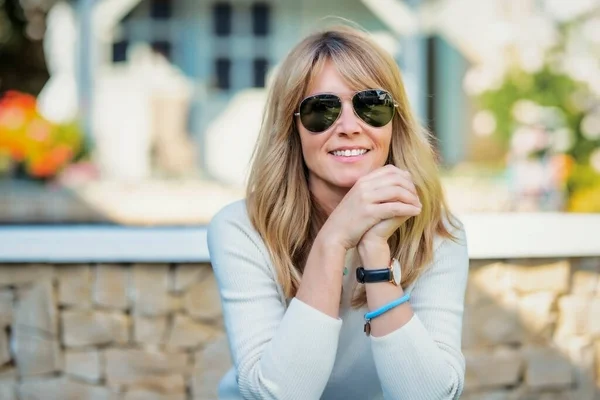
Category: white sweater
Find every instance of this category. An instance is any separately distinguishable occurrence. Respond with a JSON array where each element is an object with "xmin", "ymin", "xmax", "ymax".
[{"xmin": 207, "ymin": 200, "xmax": 469, "ymax": 400}]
